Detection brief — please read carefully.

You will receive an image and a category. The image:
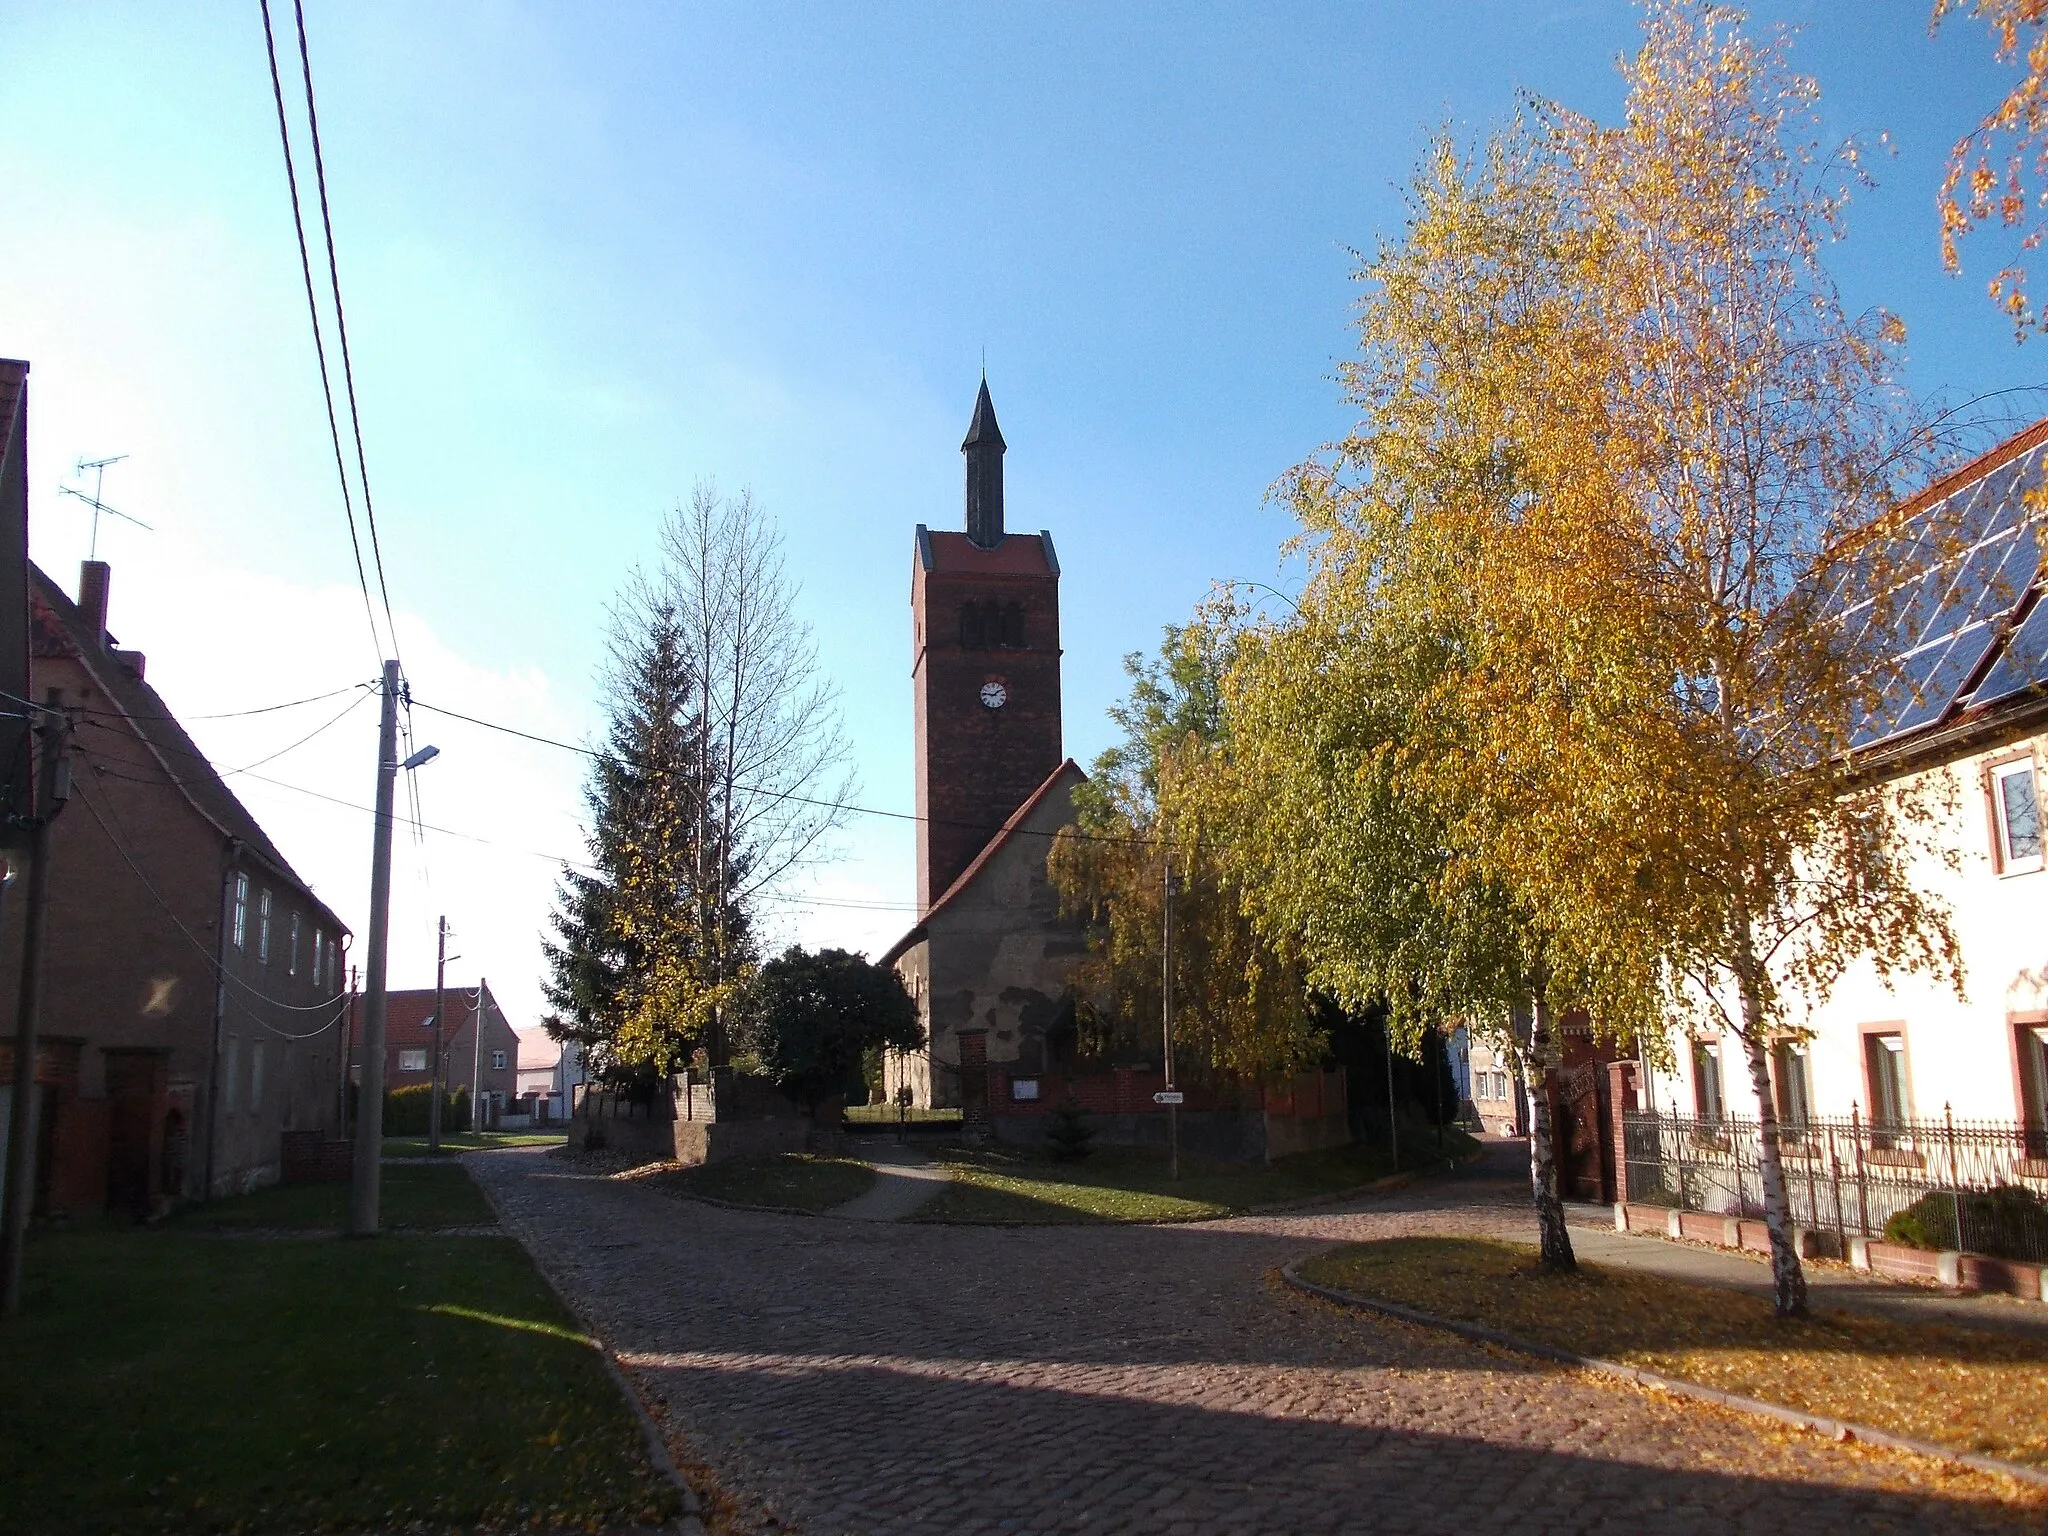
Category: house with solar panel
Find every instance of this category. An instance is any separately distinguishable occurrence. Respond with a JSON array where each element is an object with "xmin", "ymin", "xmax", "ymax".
[{"xmin": 1650, "ymin": 419, "xmax": 2048, "ymax": 1166}]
